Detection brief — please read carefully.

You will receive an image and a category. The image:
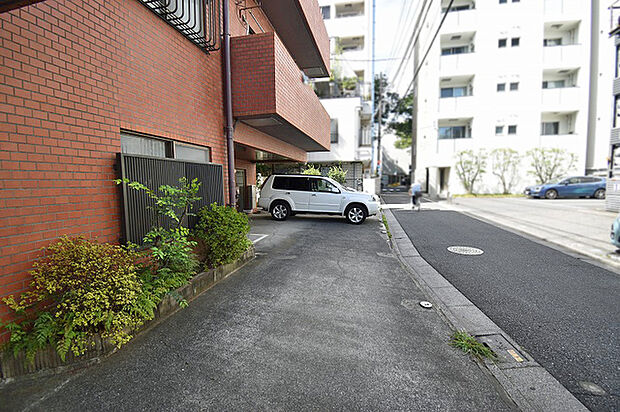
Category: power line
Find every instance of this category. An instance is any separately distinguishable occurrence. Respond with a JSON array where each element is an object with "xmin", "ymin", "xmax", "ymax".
[
  {"xmin": 388, "ymin": 0, "xmax": 432, "ymax": 90},
  {"xmin": 386, "ymin": 0, "xmax": 417, "ymax": 70},
  {"xmin": 402, "ymin": 0, "xmax": 454, "ymax": 97}
]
